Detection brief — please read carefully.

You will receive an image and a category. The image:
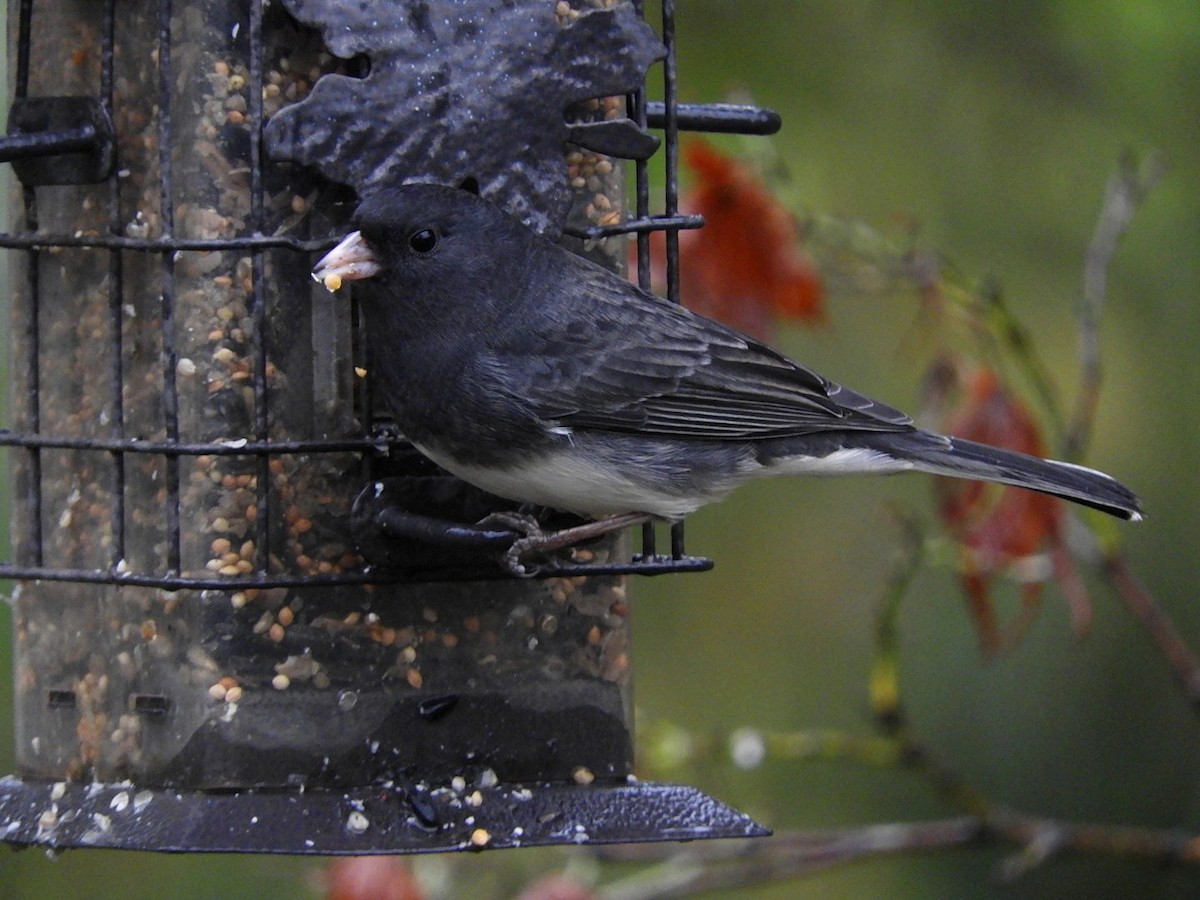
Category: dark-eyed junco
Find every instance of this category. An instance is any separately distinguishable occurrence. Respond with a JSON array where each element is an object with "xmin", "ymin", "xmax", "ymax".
[{"xmin": 314, "ymin": 183, "xmax": 1141, "ymax": 542}]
